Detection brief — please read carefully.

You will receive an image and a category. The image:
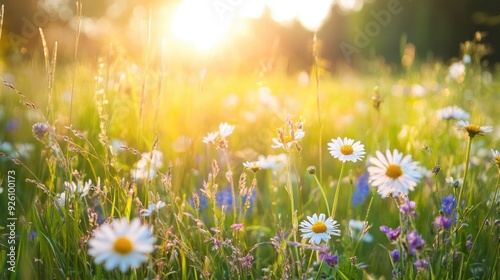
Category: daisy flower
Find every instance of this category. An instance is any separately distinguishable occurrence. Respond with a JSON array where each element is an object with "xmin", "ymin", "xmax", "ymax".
[
  {"xmin": 299, "ymin": 213, "xmax": 340, "ymax": 244},
  {"xmin": 457, "ymin": 121, "xmax": 493, "ymax": 138},
  {"xmin": 327, "ymin": 137, "xmax": 365, "ymax": 162},
  {"xmin": 271, "ymin": 116, "xmax": 305, "ymax": 150},
  {"xmin": 219, "ymin": 122, "xmax": 235, "ymax": 138},
  {"xmin": 271, "ymin": 129, "xmax": 305, "ymax": 149},
  {"xmin": 202, "ymin": 122, "xmax": 235, "ymax": 149},
  {"xmin": 367, "ymin": 149, "xmax": 422, "ymax": 198},
  {"xmin": 202, "ymin": 132, "xmax": 219, "ymax": 144},
  {"xmin": 88, "ymin": 218, "xmax": 156, "ymax": 272},
  {"xmin": 243, "ymin": 161, "xmax": 262, "ymax": 172},
  {"xmin": 436, "ymin": 106, "xmax": 470, "ymax": 121}
]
